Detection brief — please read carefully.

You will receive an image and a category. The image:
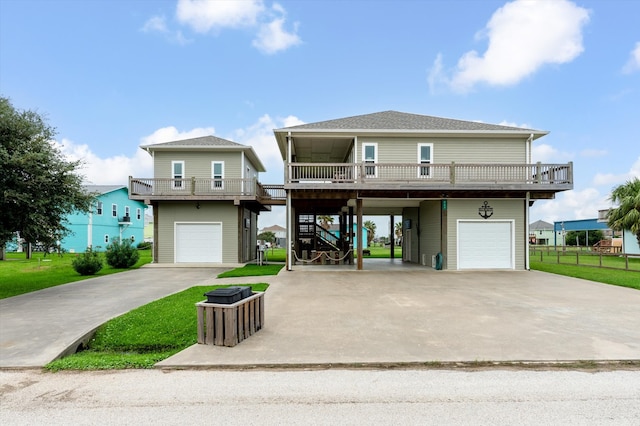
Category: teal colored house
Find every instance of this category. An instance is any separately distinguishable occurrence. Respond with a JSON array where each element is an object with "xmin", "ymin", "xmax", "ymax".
[
  {"xmin": 61, "ymin": 185, "xmax": 146, "ymax": 253},
  {"xmin": 326, "ymin": 224, "xmax": 368, "ymax": 249}
]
